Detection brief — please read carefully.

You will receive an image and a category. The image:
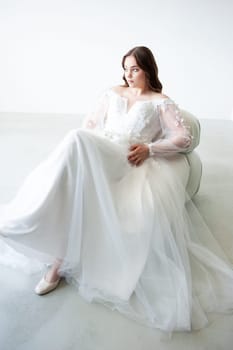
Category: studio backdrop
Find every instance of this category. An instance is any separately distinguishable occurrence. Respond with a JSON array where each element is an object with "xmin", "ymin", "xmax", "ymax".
[{"xmin": 0, "ymin": 0, "xmax": 232, "ymax": 119}]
